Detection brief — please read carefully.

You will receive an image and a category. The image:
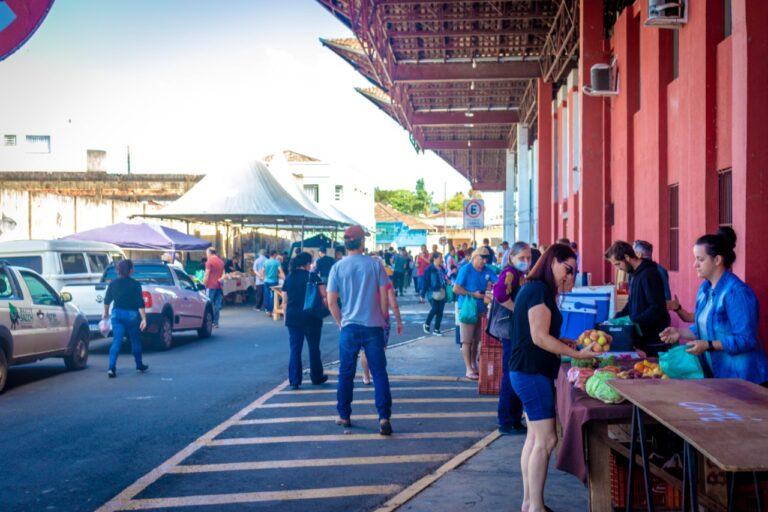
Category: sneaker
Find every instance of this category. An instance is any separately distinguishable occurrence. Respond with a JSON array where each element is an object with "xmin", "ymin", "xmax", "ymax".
[
  {"xmin": 379, "ymin": 419, "xmax": 393, "ymax": 436},
  {"xmin": 107, "ymin": 369, "xmax": 116, "ymax": 378},
  {"xmin": 312, "ymin": 375, "xmax": 329, "ymax": 385},
  {"xmin": 498, "ymin": 422, "xmax": 528, "ymax": 435},
  {"xmin": 335, "ymin": 417, "xmax": 352, "ymax": 427},
  {"xmin": 423, "ymin": 324, "xmax": 430, "ymax": 334},
  {"xmin": 136, "ymin": 364, "xmax": 149, "ymax": 372},
  {"xmin": 432, "ymin": 329, "xmax": 443, "ymax": 336}
]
